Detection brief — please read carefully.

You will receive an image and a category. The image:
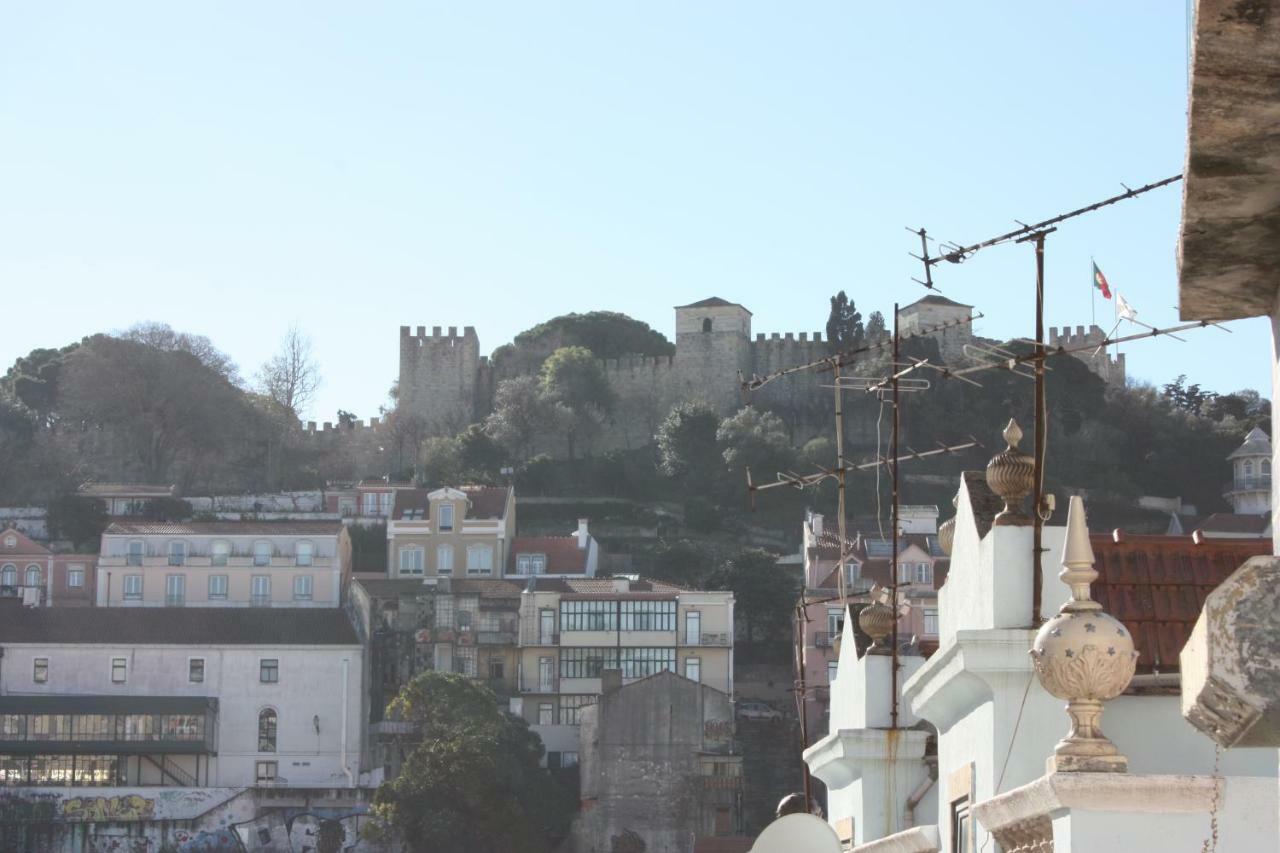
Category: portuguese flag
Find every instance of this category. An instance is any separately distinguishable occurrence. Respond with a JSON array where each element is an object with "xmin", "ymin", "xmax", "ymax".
[{"xmin": 1092, "ymin": 261, "xmax": 1112, "ymax": 299}]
